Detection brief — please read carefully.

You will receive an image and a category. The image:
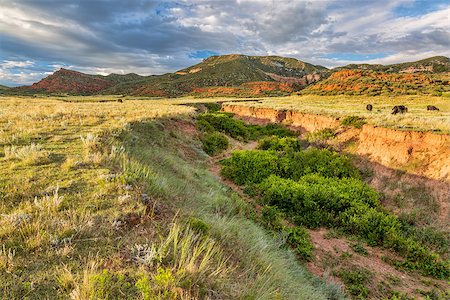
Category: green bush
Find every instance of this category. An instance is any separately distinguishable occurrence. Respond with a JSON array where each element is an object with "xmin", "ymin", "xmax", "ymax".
[
  {"xmin": 197, "ymin": 113, "xmax": 249, "ymax": 140},
  {"xmin": 221, "ymin": 150, "xmax": 280, "ymax": 185},
  {"xmin": 91, "ymin": 270, "xmax": 138, "ymax": 299},
  {"xmin": 249, "ymin": 123, "xmax": 296, "ymax": 139},
  {"xmin": 204, "ymin": 102, "xmax": 221, "ymax": 112},
  {"xmin": 259, "ymin": 174, "xmax": 379, "ymax": 228},
  {"xmin": 197, "ymin": 113, "xmax": 295, "ymax": 141},
  {"xmin": 261, "ymin": 205, "xmax": 284, "ymax": 230},
  {"xmin": 281, "ymin": 148, "xmax": 360, "ymax": 180},
  {"xmin": 221, "ymin": 148, "xmax": 360, "ymax": 186},
  {"xmin": 201, "ymin": 132, "xmax": 229, "ymax": 155},
  {"xmin": 257, "ymin": 136, "xmax": 301, "ymax": 152},
  {"xmin": 341, "ymin": 116, "xmax": 366, "ymax": 129},
  {"xmin": 258, "ymin": 174, "xmax": 449, "ymax": 279},
  {"xmin": 196, "ymin": 119, "xmax": 215, "ymax": 133},
  {"xmin": 285, "ymin": 226, "xmax": 314, "ymax": 261},
  {"xmin": 337, "ymin": 267, "xmax": 371, "ymax": 298}
]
